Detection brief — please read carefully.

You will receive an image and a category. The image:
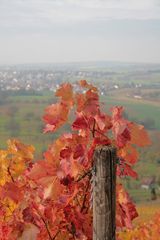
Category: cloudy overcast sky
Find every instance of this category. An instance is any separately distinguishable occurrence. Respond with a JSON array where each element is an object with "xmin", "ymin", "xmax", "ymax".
[{"xmin": 0, "ymin": 0, "xmax": 160, "ymax": 64}]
